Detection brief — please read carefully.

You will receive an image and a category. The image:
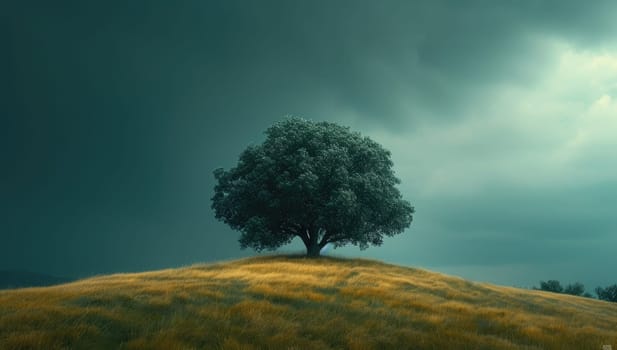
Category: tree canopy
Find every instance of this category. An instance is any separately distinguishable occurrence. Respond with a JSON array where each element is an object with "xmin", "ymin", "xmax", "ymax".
[
  {"xmin": 534, "ymin": 280, "xmax": 593, "ymax": 298},
  {"xmin": 537, "ymin": 280, "xmax": 564, "ymax": 293},
  {"xmin": 596, "ymin": 284, "xmax": 617, "ymax": 302},
  {"xmin": 211, "ymin": 117, "xmax": 414, "ymax": 256}
]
